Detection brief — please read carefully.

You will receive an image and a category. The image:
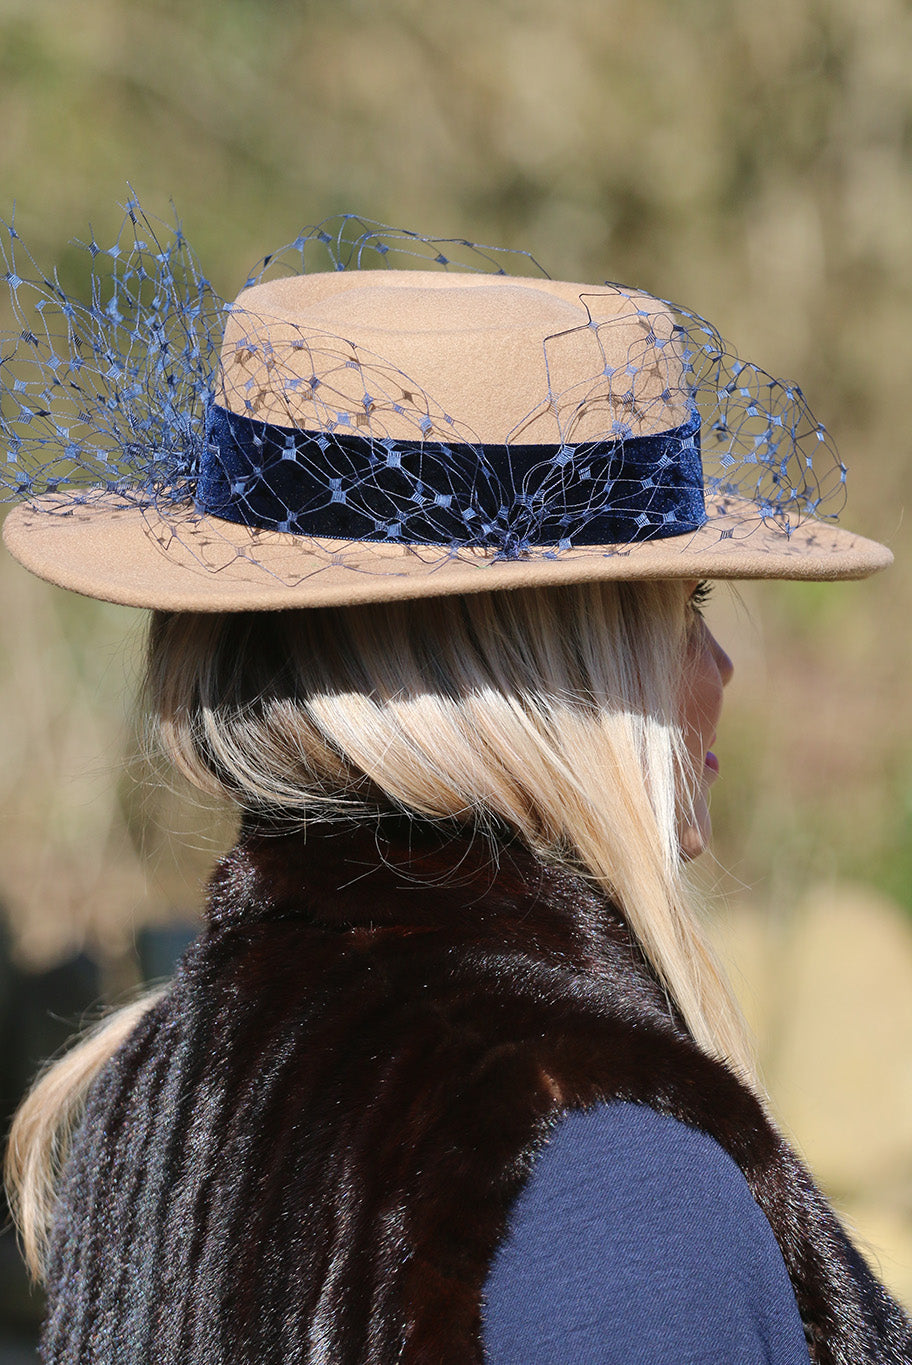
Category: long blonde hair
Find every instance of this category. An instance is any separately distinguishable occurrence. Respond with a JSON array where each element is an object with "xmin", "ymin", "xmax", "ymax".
[{"xmin": 8, "ymin": 578, "xmax": 751, "ymax": 1278}]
